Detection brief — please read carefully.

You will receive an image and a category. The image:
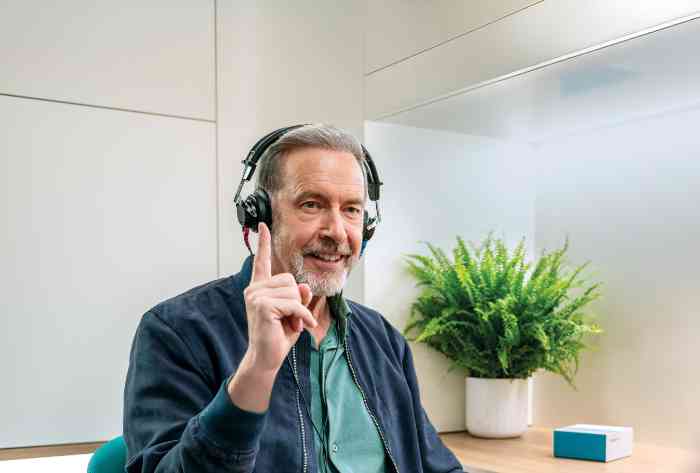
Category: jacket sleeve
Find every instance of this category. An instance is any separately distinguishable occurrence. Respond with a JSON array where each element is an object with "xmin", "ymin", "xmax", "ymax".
[
  {"xmin": 401, "ymin": 340, "xmax": 467, "ymax": 473},
  {"xmin": 123, "ymin": 310, "xmax": 266, "ymax": 473}
]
